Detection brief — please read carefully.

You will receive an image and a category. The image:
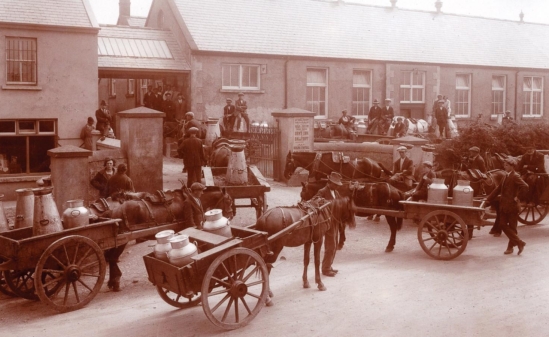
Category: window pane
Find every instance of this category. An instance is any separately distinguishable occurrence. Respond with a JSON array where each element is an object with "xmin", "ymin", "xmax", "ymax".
[
  {"xmin": 412, "ymin": 88, "xmax": 423, "ymax": 102},
  {"xmin": 307, "ymin": 69, "xmax": 326, "ymax": 84},
  {"xmin": 0, "ymin": 136, "xmax": 26, "ymax": 174},
  {"xmin": 248, "ymin": 66, "xmax": 258, "ymax": 88},
  {"xmin": 29, "ymin": 136, "xmax": 54, "ymax": 173},
  {"xmin": 401, "ymin": 71, "xmax": 411, "ymax": 85},
  {"xmin": 0, "ymin": 121, "xmax": 16, "ymax": 133},
  {"xmin": 39, "ymin": 121, "xmax": 55, "ymax": 133},
  {"xmin": 400, "ymin": 87, "xmax": 410, "ymax": 102},
  {"xmin": 353, "ymin": 70, "xmax": 370, "ymax": 86},
  {"xmin": 19, "ymin": 121, "xmax": 36, "ymax": 132}
]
